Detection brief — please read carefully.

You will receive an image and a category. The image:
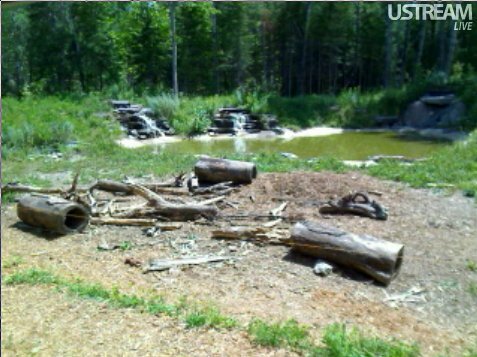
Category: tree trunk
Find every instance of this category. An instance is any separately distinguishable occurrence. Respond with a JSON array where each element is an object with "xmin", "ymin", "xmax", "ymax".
[
  {"xmin": 414, "ymin": 21, "xmax": 426, "ymax": 77},
  {"xmin": 169, "ymin": 2, "xmax": 178, "ymax": 96},
  {"xmin": 383, "ymin": 3, "xmax": 394, "ymax": 87},
  {"xmin": 443, "ymin": 21, "xmax": 457, "ymax": 77},
  {"xmin": 290, "ymin": 221, "xmax": 404, "ymax": 285},
  {"xmin": 298, "ymin": 2, "xmax": 312, "ymax": 95}
]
